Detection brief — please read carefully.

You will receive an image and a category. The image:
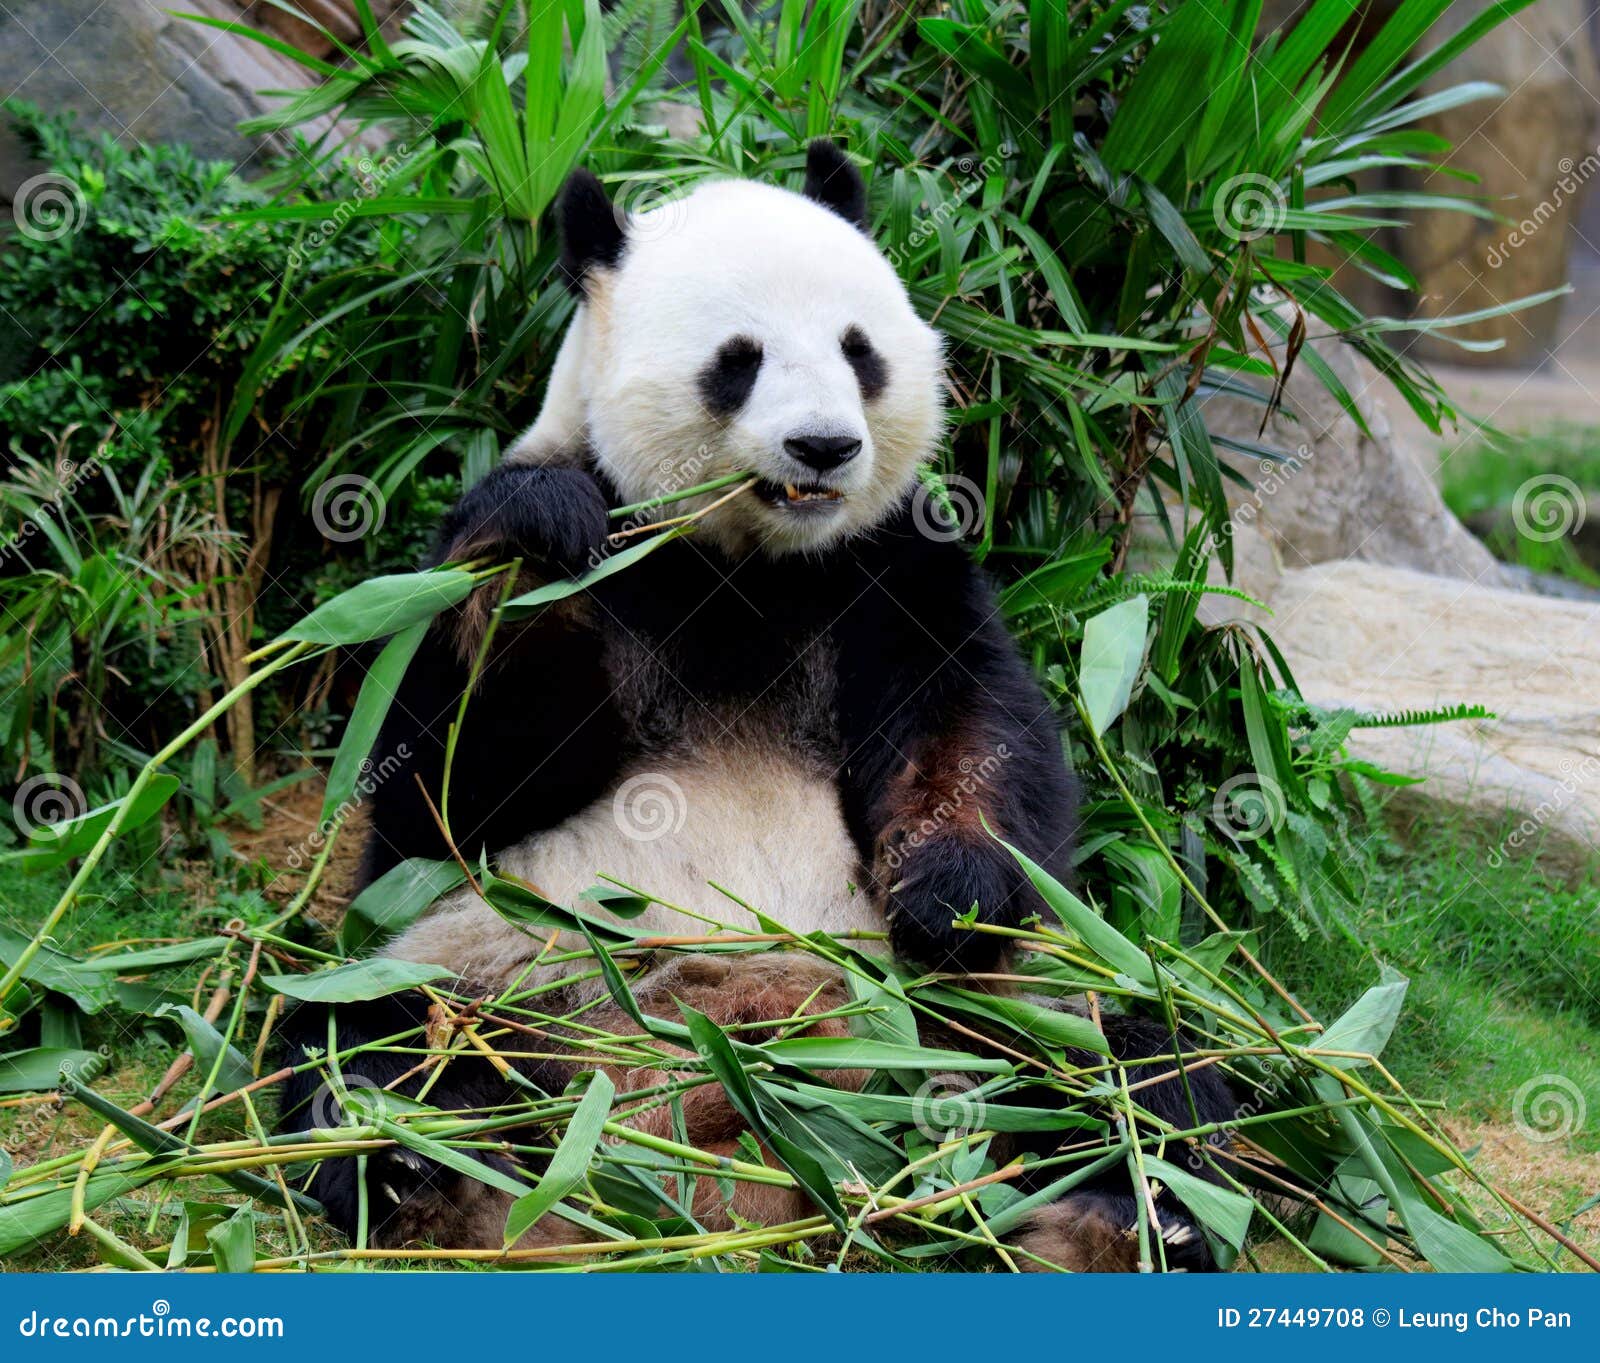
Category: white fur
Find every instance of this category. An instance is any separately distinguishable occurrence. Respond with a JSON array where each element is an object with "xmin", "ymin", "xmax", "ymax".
[
  {"xmin": 384, "ymin": 754, "xmax": 879, "ymax": 991},
  {"xmin": 507, "ymin": 177, "xmax": 945, "ymax": 555}
]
